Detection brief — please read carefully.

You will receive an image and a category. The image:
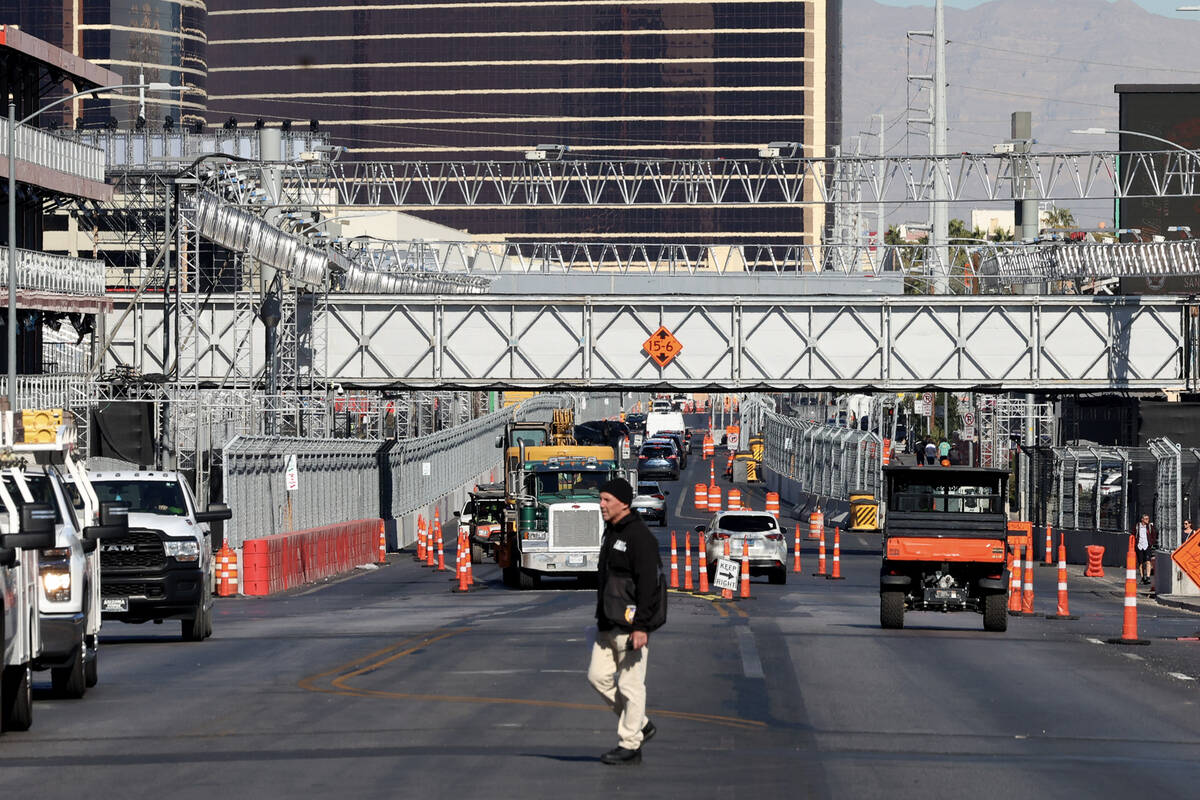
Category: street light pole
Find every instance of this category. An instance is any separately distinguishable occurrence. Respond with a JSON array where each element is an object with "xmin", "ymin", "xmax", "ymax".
[
  {"xmin": 6, "ymin": 81, "xmax": 180, "ymax": 410},
  {"xmin": 1070, "ymin": 127, "xmax": 1199, "ymax": 158}
]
